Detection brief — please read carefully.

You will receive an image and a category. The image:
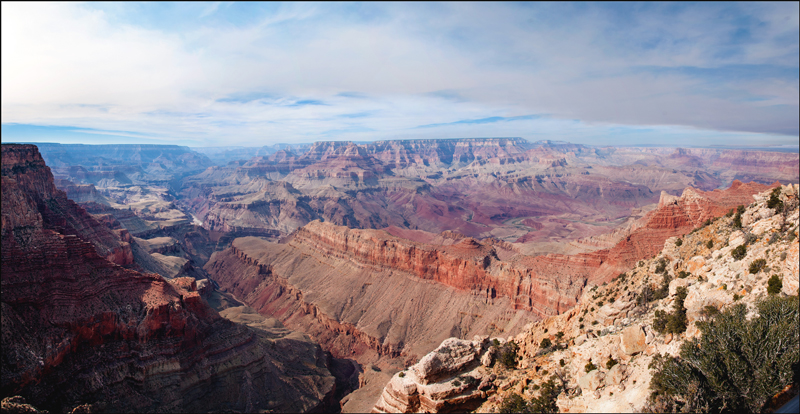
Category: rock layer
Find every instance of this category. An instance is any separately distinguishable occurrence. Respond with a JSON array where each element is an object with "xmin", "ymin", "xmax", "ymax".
[
  {"xmin": 205, "ymin": 231, "xmax": 544, "ymax": 363},
  {"xmin": 1, "ymin": 144, "xmax": 336, "ymax": 413}
]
